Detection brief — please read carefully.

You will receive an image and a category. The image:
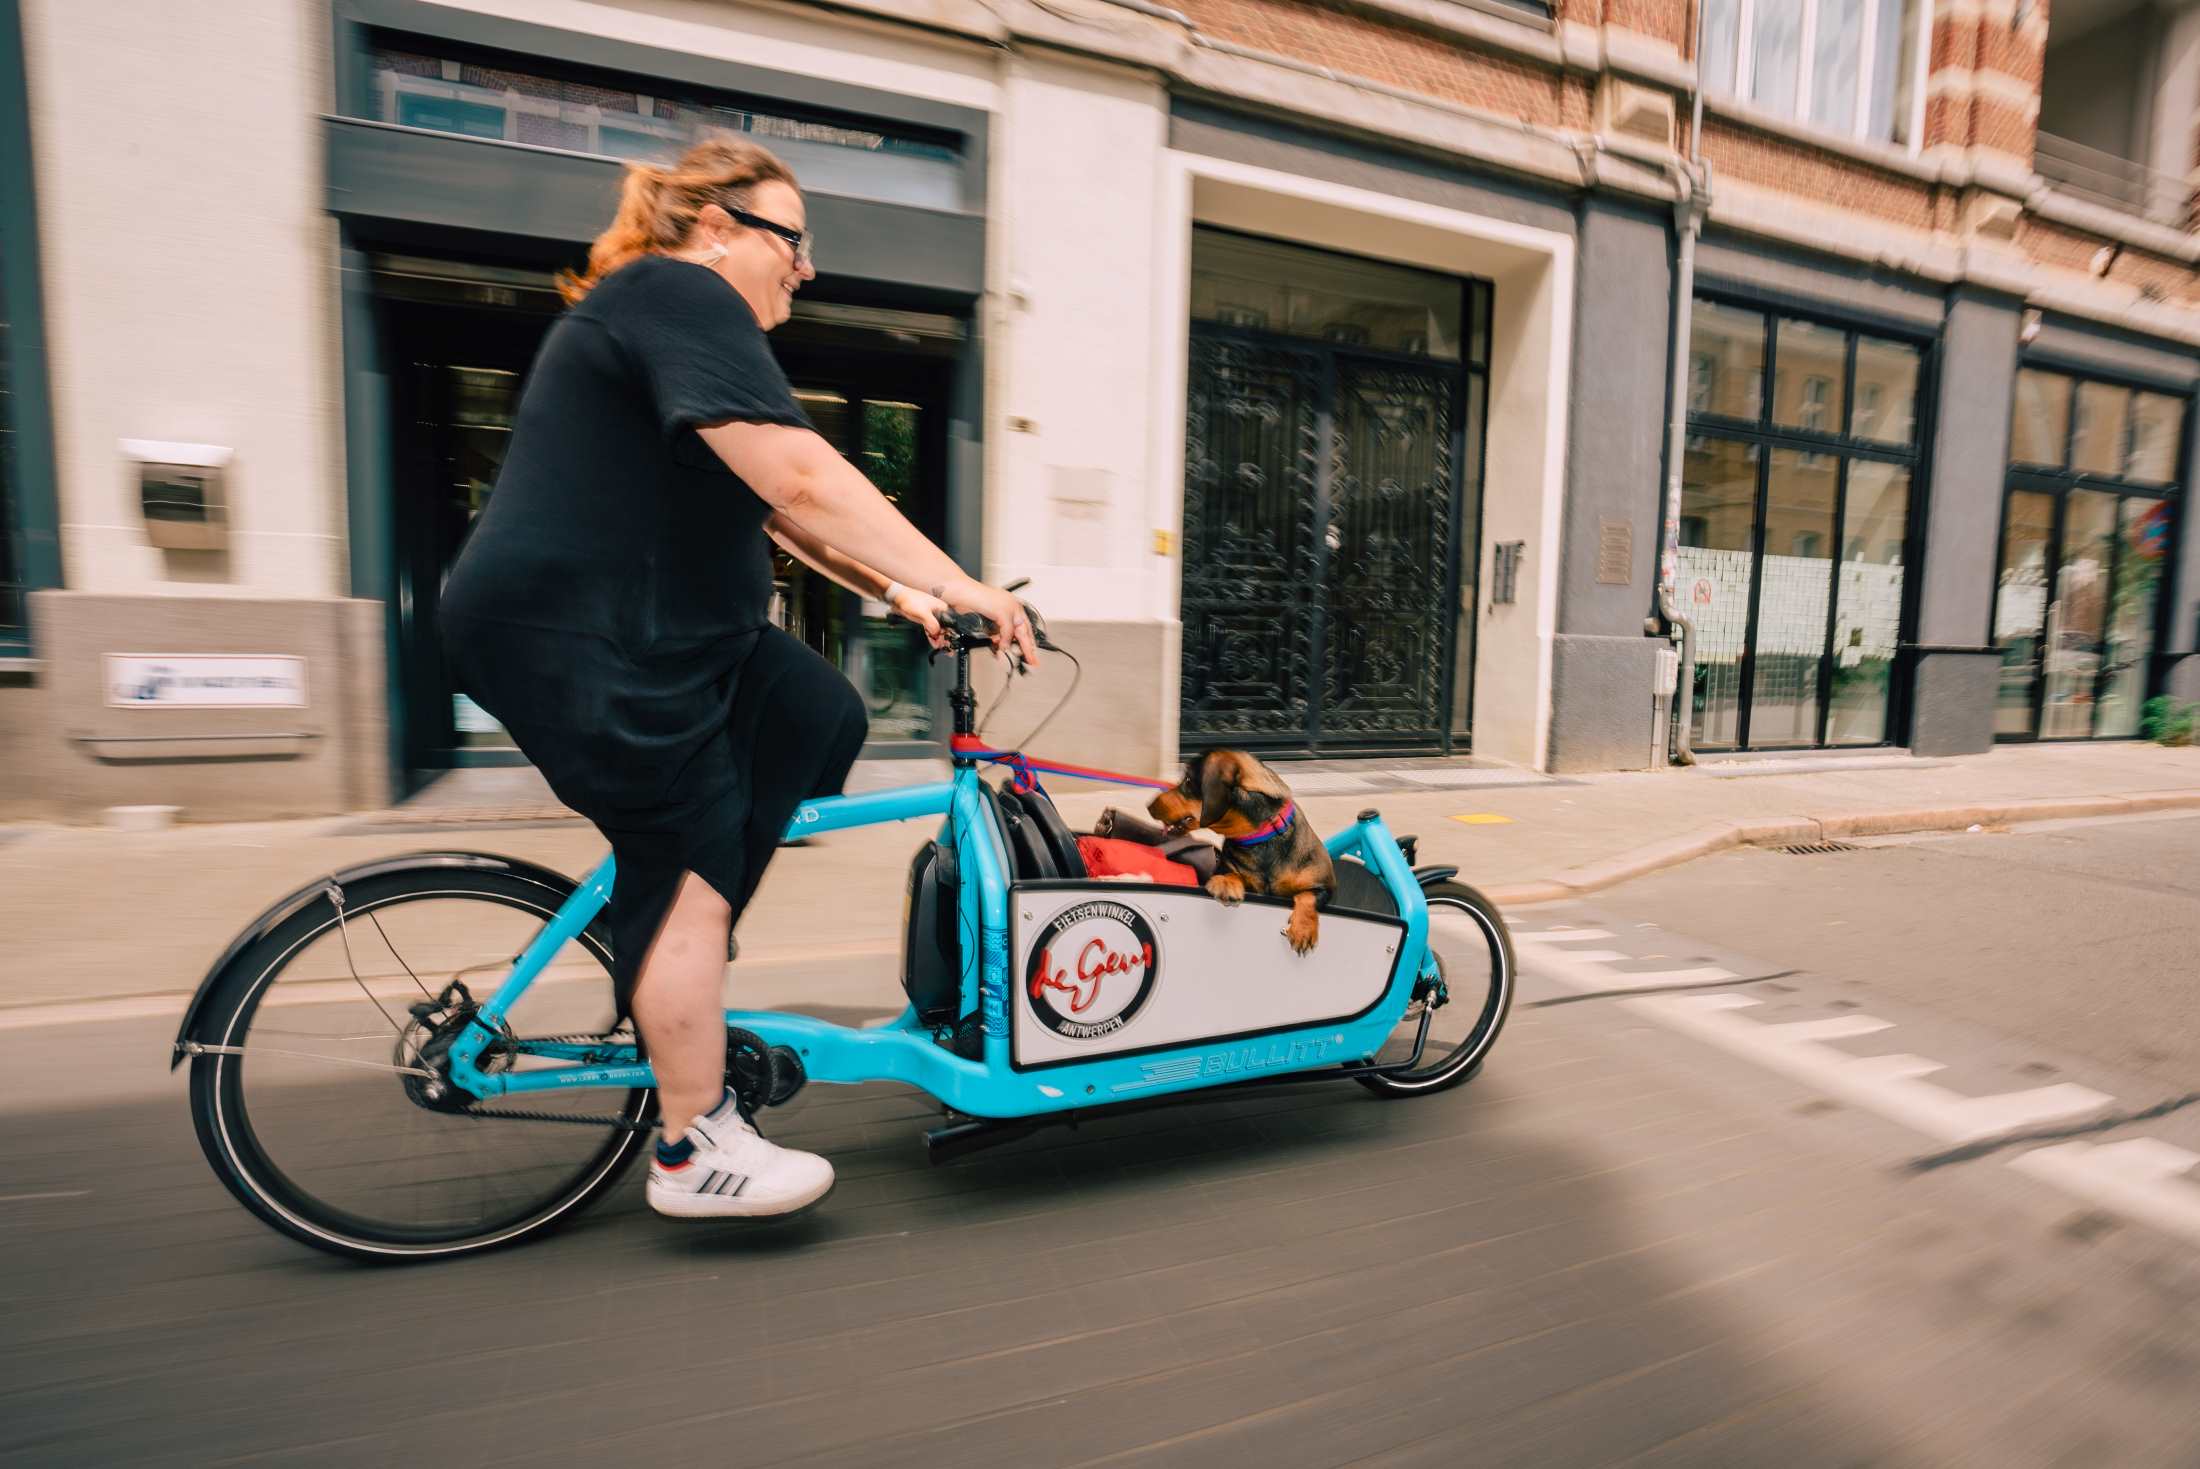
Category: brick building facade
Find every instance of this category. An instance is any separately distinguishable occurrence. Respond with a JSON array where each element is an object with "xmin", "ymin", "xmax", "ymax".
[{"xmin": 1, "ymin": 0, "xmax": 2195, "ymax": 819}]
